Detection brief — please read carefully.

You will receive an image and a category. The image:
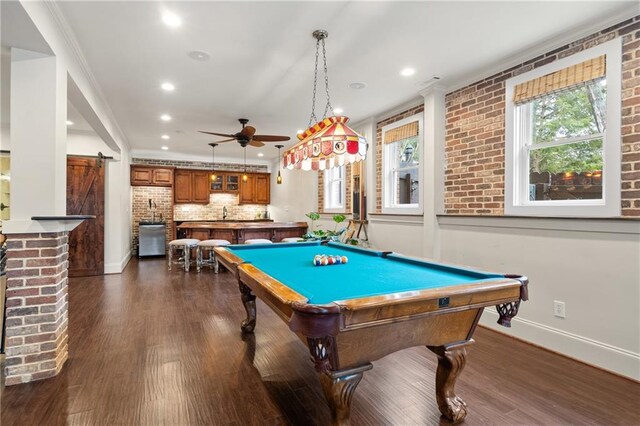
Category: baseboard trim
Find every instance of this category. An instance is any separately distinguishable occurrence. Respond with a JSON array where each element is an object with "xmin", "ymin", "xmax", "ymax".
[
  {"xmin": 480, "ymin": 310, "xmax": 640, "ymax": 381},
  {"xmin": 104, "ymin": 250, "xmax": 131, "ymax": 274}
]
